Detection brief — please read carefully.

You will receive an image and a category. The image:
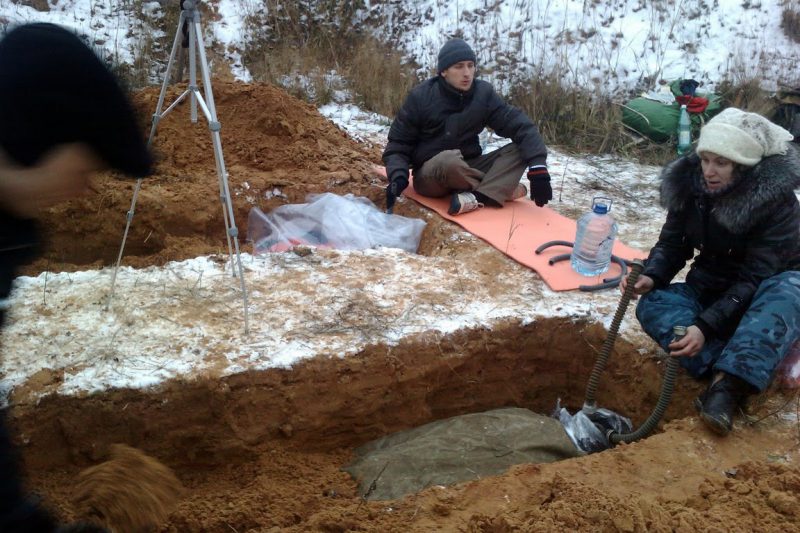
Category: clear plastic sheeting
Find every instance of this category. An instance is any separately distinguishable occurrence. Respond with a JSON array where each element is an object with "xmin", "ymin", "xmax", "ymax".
[
  {"xmin": 247, "ymin": 193, "xmax": 426, "ymax": 254},
  {"xmin": 555, "ymin": 402, "xmax": 633, "ymax": 454}
]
